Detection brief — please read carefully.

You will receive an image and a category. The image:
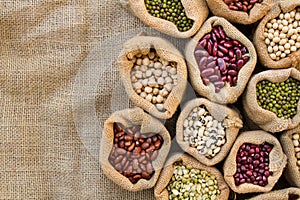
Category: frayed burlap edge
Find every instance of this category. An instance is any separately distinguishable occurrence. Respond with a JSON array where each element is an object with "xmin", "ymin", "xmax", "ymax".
[
  {"xmin": 185, "ymin": 16, "xmax": 257, "ymax": 104},
  {"xmin": 176, "ymin": 98, "xmax": 243, "ymax": 166},
  {"xmin": 253, "ymin": 0, "xmax": 300, "ymax": 69},
  {"xmin": 117, "ymin": 35, "xmax": 187, "ymax": 119},
  {"xmin": 120, "ymin": 0, "xmax": 209, "ymax": 38},
  {"xmin": 223, "ymin": 130, "xmax": 287, "ymax": 194},
  {"xmin": 280, "ymin": 126, "xmax": 300, "ymax": 188},
  {"xmin": 154, "ymin": 153, "xmax": 230, "ymax": 200},
  {"xmin": 99, "ymin": 107, "xmax": 171, "ymax": 191},
  {"xmin": 207, "ymin": 0, "xmax": 277, "ymax": 24},
  {"xmin": 246, "ymin": 187, "xmax": 300, "ymax": 200},
  {"xmin": 243, "ymin": 68, "xmax": 300, "ymax": 133}
]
